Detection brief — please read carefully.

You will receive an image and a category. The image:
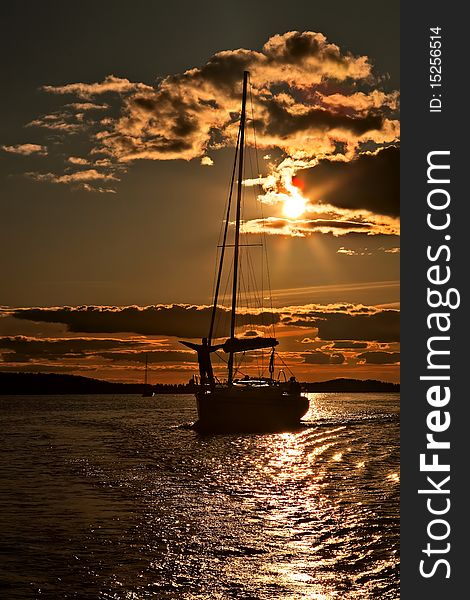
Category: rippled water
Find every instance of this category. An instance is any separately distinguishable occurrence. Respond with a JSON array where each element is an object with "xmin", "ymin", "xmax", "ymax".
[{"xmin": 0, "ymin": 393, "xmax": 399, "ymax": 599}]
